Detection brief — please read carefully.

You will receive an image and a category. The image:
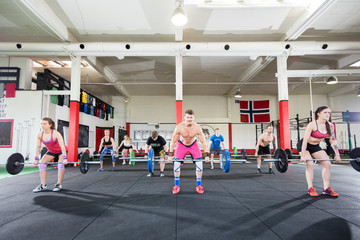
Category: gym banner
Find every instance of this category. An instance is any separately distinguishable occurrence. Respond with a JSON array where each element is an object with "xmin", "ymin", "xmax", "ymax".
[{"xmin": 236, "ymin": 100, "xmax": 270, "ymax": 123}]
